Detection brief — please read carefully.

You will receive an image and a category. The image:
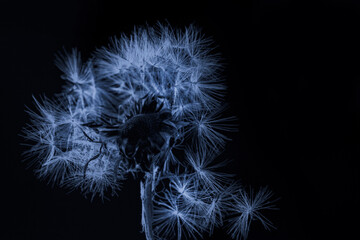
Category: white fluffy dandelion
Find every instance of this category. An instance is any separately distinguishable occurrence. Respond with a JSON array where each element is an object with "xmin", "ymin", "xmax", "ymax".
[{"xmin": 22, "ymin": 23, "xmax": 276, "ymax": 240}]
